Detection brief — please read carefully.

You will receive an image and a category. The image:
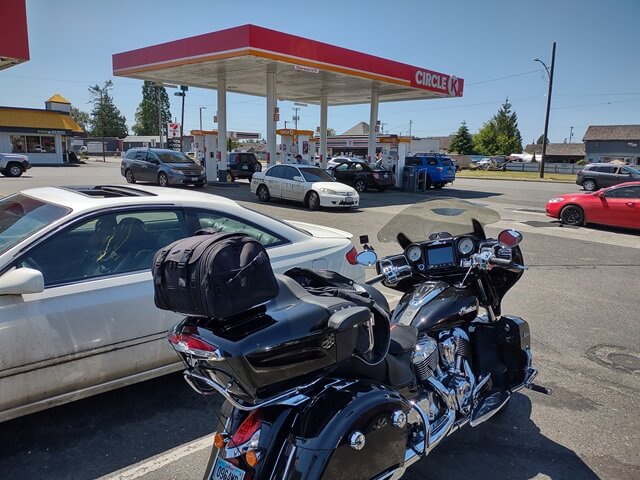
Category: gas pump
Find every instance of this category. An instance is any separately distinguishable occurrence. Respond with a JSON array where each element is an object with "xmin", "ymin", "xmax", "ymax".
[
  {"xmin": 378, "ymin": 136, "xmax": 410, "ymax": 187},
  {"xmin": 277, "ymin": 129, "xmax": 315, "ymax": 163},
  {"xmin": 191, "ymin": 130, "xmax": 218, "ymax": 183}
]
